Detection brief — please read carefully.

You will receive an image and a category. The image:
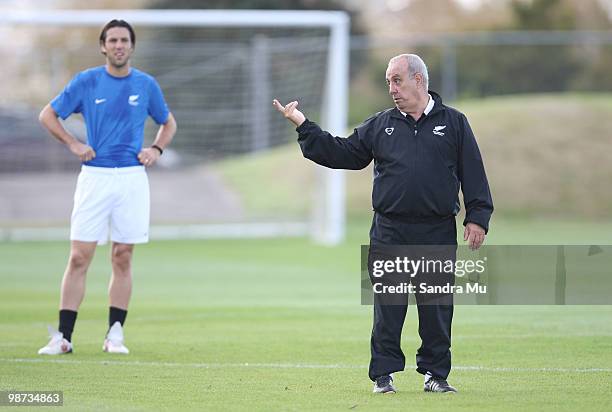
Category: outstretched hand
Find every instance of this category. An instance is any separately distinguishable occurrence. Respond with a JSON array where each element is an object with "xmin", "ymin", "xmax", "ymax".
[{"xmin": 272, "ymin": 99, "xmax": 306, "ymax": 127}]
